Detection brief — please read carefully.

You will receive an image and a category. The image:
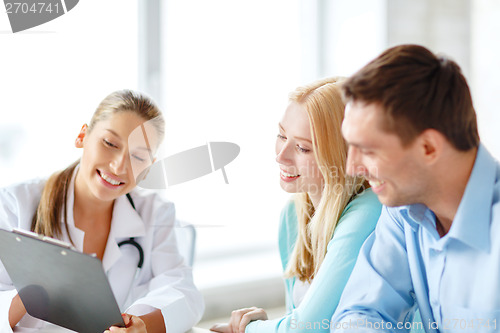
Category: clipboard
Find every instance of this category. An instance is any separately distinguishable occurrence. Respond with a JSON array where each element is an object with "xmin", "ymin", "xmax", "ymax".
[{"xmin": 0, "ymin": 228, "xmax": 125, "ymax": 333}]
